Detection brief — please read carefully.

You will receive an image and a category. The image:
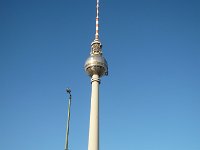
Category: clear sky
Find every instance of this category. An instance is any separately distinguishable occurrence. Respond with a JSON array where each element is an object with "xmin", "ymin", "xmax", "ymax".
[{"xmin": 1, "ymin": 0, "xmax": 200, "ymax": 150}]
